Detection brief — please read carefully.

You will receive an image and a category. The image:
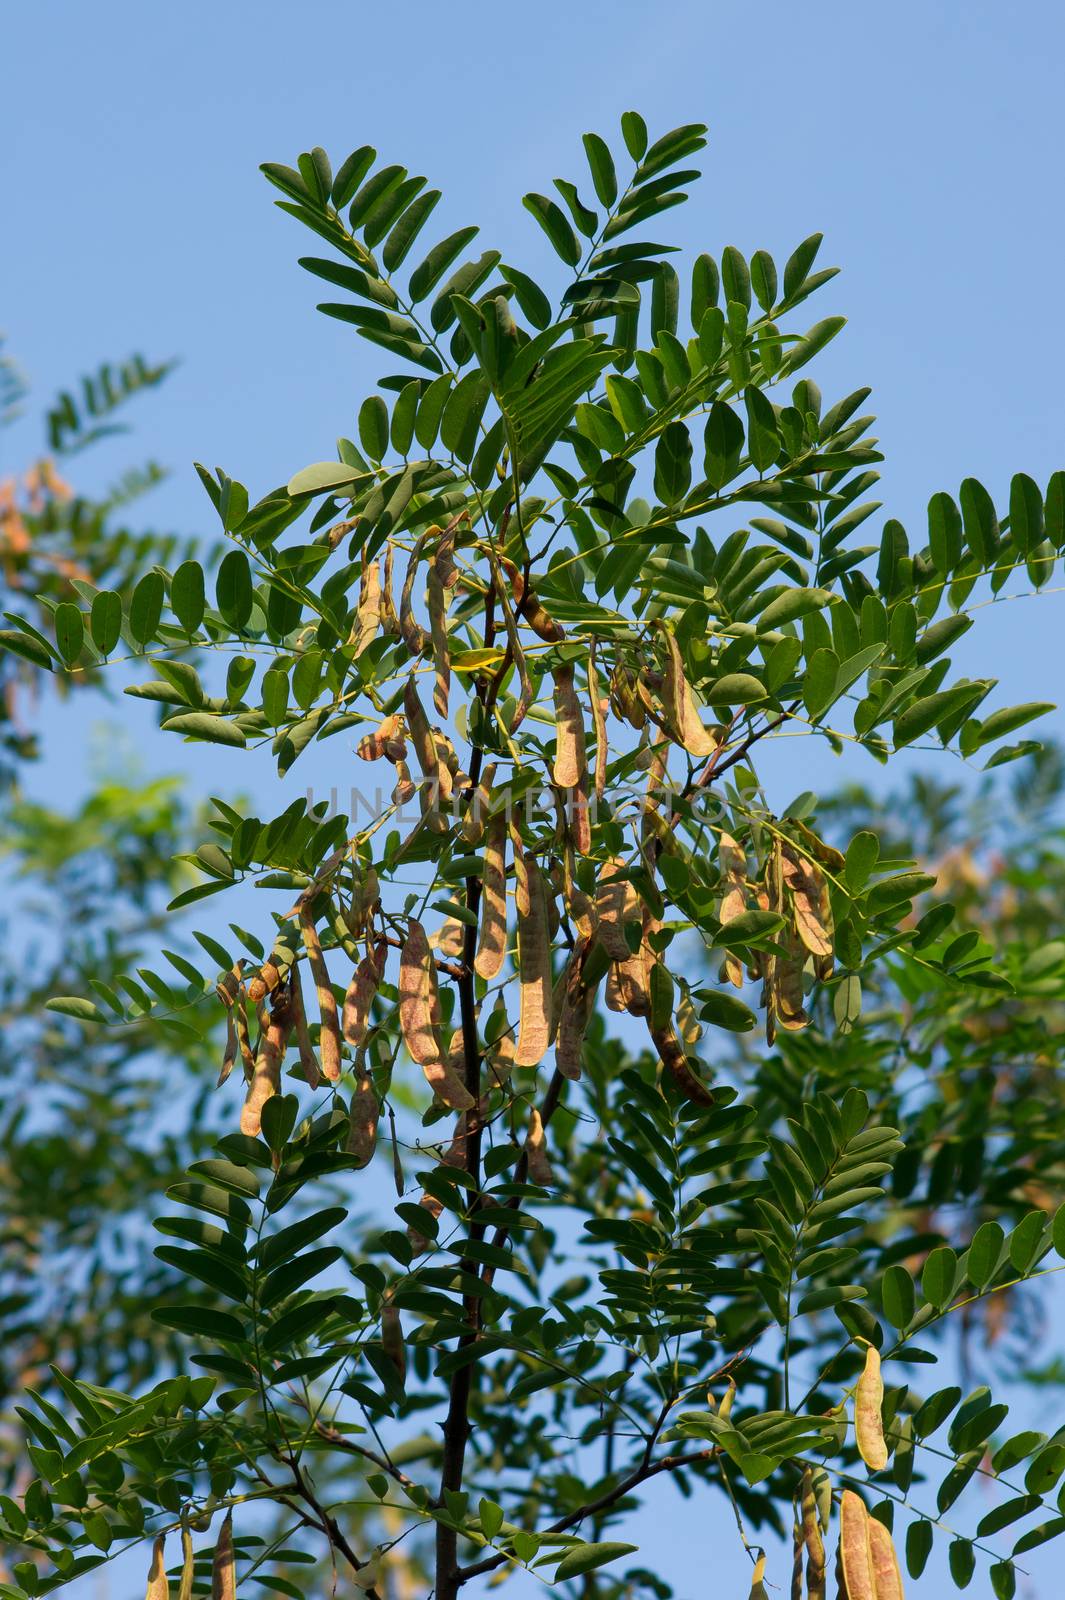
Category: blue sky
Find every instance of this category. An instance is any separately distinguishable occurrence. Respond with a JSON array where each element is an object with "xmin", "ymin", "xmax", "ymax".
[{"xmin": 5, "ymin": 1, "xmax": 1065, "ymax": 1595}]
